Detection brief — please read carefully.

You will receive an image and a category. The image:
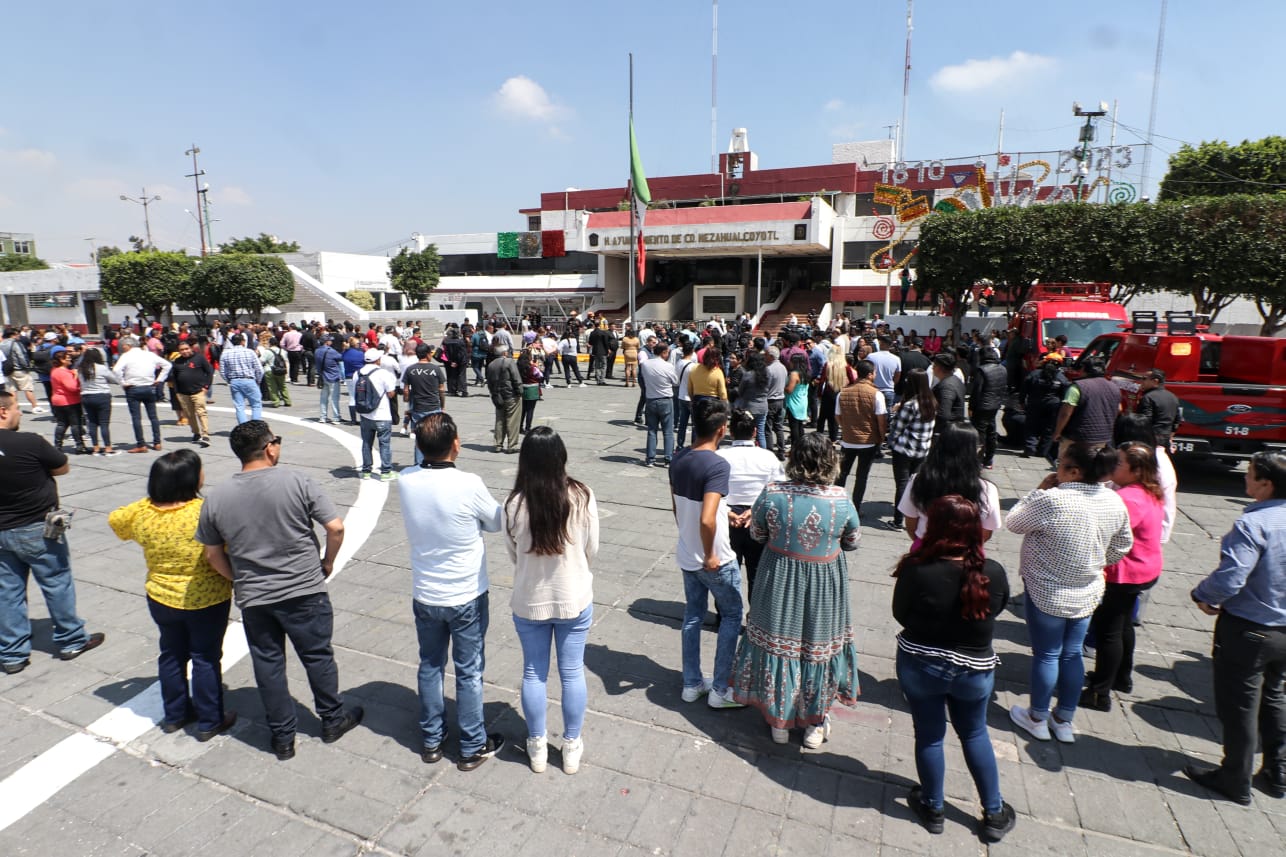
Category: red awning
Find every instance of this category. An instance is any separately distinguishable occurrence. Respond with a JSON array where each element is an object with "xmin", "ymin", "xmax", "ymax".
[{"xmin": 586, "ymin": 201, "xmax": 811, "ymax": 229}]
